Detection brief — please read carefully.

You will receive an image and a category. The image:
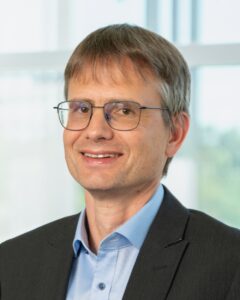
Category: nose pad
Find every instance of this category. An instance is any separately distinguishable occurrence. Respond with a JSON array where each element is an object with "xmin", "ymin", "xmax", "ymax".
[{"xmin": 104, "ymin": 112, "xmax": 111, "ymax": 123}]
